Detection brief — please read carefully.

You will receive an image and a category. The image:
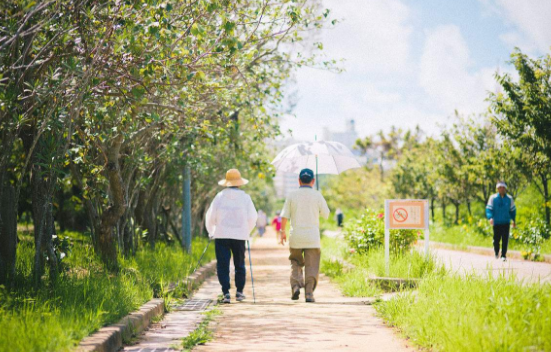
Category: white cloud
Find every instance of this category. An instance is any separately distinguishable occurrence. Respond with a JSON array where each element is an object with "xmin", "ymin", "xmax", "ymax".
[
  {"xmin": 323, "ymin": 0, "xmax": 413, "ymax": 74},
  {"xmin": 363, "ymin": 85, "xmax": 401, "ymax": 104},
  {"xmin": 419, "ymin": 25, "xmax": 497, "ymax": 113},
  {"xmin": 481, "ymin": 0, "xmax": 551, "ymax": 54}
]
